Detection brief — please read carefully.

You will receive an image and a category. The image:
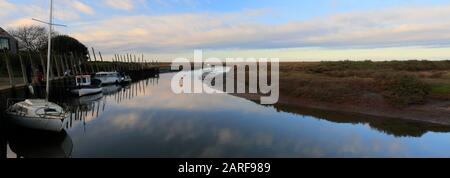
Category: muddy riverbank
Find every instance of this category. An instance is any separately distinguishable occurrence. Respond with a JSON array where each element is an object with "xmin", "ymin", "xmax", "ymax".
[
  {"xmin": 233, "ymin": 92, "xmax": 450, "ymax": 126},
  {"xmin": 231, "ymin": 61, "xmax": 450, "ymax": 125}
]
